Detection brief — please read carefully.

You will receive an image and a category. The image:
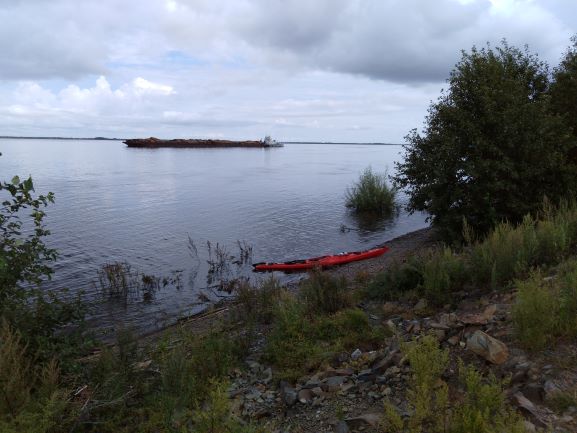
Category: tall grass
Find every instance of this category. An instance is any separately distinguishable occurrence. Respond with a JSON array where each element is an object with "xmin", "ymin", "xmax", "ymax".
[
  {"xmin": 383, "ymin": 336, "xmax": 526, "ymax": 433},
  {"xmin": 300, "ymin": 270, "xmax": 352, "ymax": 314},
  {"xmin": 368, "ymin": 200, "xmax": 577, "ymax": 304},
  {"xmin": 345, "ymin": 167, "xmax": 396, "ymax": 214},
  {"xmin": 513, "ymin": 259, "xmax": 577, "ymax": 350}
]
